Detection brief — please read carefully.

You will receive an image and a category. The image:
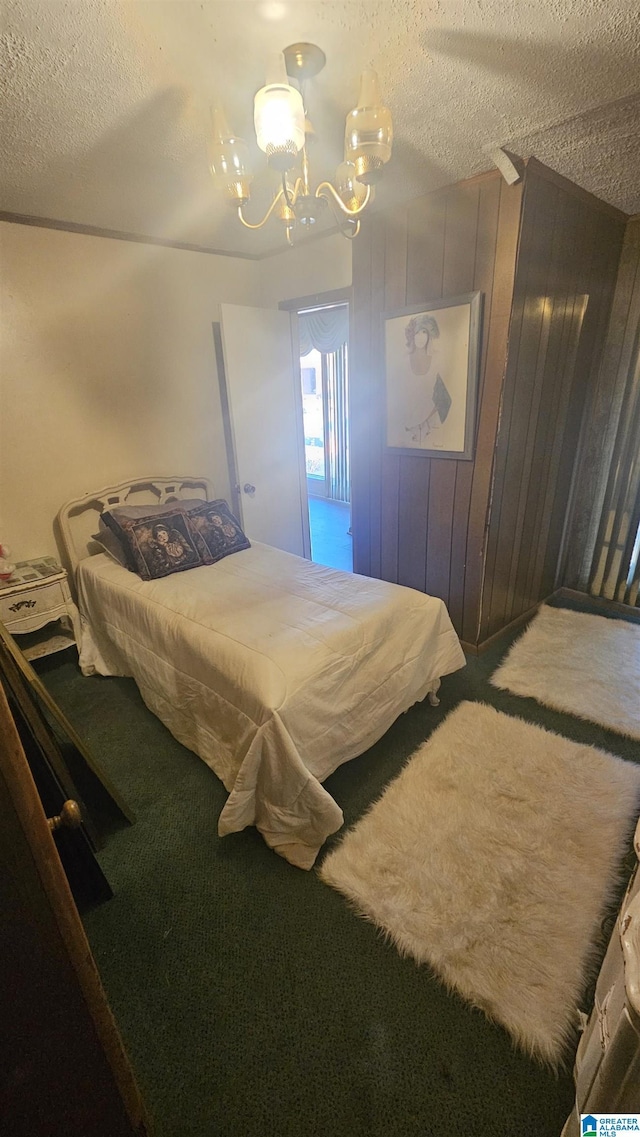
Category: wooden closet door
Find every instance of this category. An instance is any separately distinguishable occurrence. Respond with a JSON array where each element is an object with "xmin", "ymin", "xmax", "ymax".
[{"xmin": 0, "ymin": 684, "xmax": 151, "ymax": 1137}]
